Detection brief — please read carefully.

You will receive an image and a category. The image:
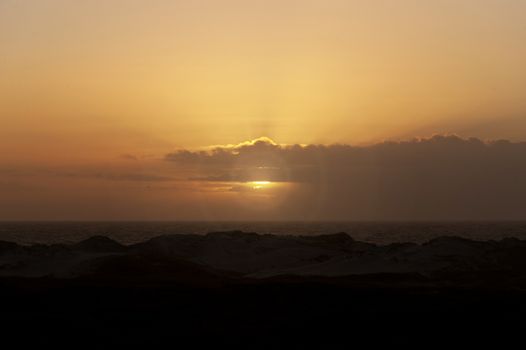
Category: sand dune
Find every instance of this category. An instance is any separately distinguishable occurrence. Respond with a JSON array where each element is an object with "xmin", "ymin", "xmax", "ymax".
[{"xmin": 1, "ymin": 231, "xmax": 526, "ymax": 279}]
